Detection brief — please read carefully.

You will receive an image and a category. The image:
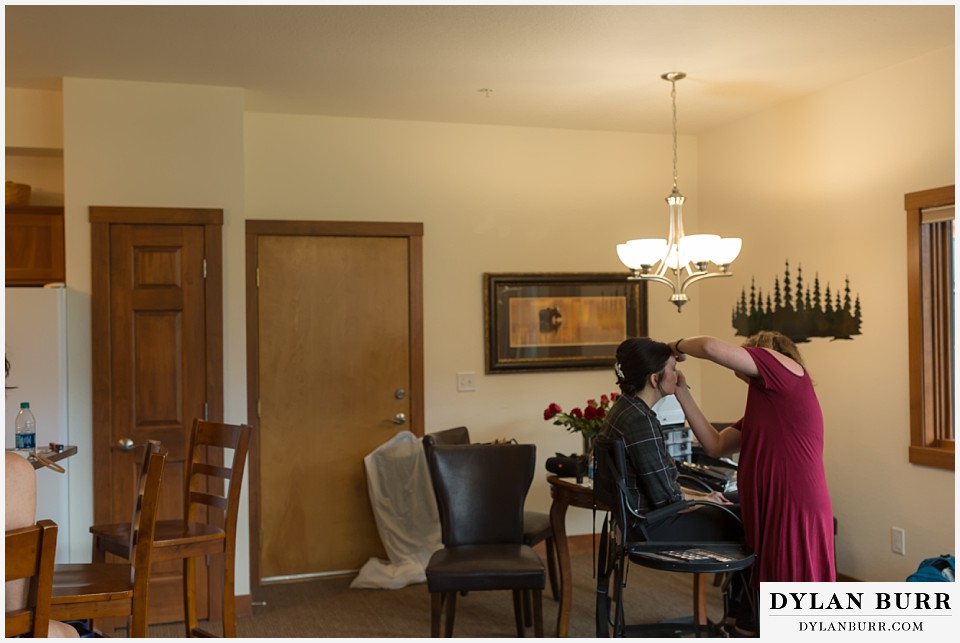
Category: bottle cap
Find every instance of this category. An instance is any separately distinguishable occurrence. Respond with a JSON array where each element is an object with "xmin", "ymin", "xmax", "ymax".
[{"xmin": 20, "ymin": 402, "xmax": 29, "ymax": 408}]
